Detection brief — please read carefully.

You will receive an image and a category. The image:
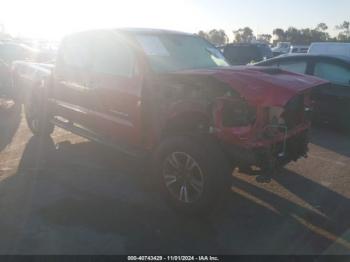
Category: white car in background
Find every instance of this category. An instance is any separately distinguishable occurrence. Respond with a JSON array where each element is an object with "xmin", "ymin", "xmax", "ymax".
[
  {"xmin": 309, "ymin": 42, "xmax": 350, "ymax": 57},
  {"xmin": 289, "ymin": 45, "xmax": 309, "ymax": 53},
  {"xmin": 272, "ymin": 42, "xmax": 291, "ymax": 56}
]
